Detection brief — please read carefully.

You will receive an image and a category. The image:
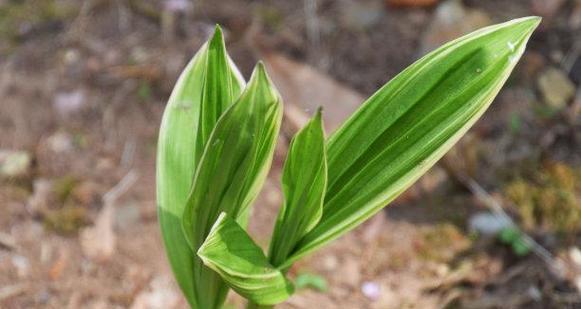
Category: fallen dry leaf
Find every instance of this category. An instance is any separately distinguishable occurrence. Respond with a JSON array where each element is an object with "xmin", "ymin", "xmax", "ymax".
[
  {"xmin": 80, "ymin": 171, "xmax": 138, "ymax": 263},
  {"xmin": 80, "ymin": 202, "xmax": 116, "ymax": 263}
]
